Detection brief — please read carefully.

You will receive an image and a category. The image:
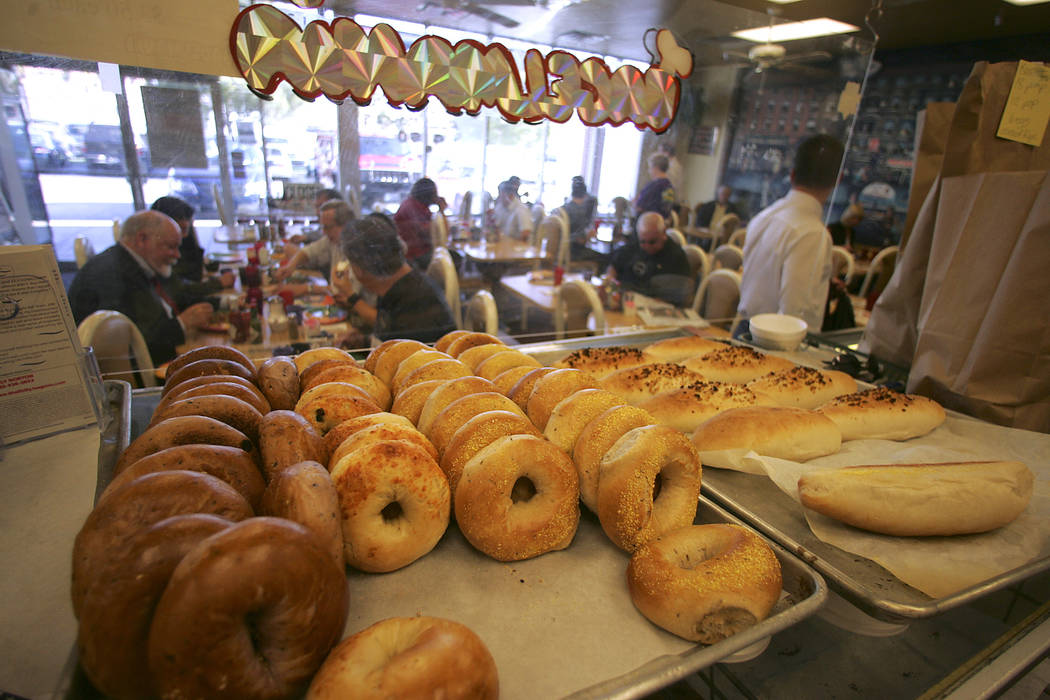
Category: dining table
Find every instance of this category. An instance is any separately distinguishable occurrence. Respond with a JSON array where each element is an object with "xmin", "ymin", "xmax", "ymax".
[{"xmin": 455, "ymin": 237, "xmax": 547, "ymax": 265}]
